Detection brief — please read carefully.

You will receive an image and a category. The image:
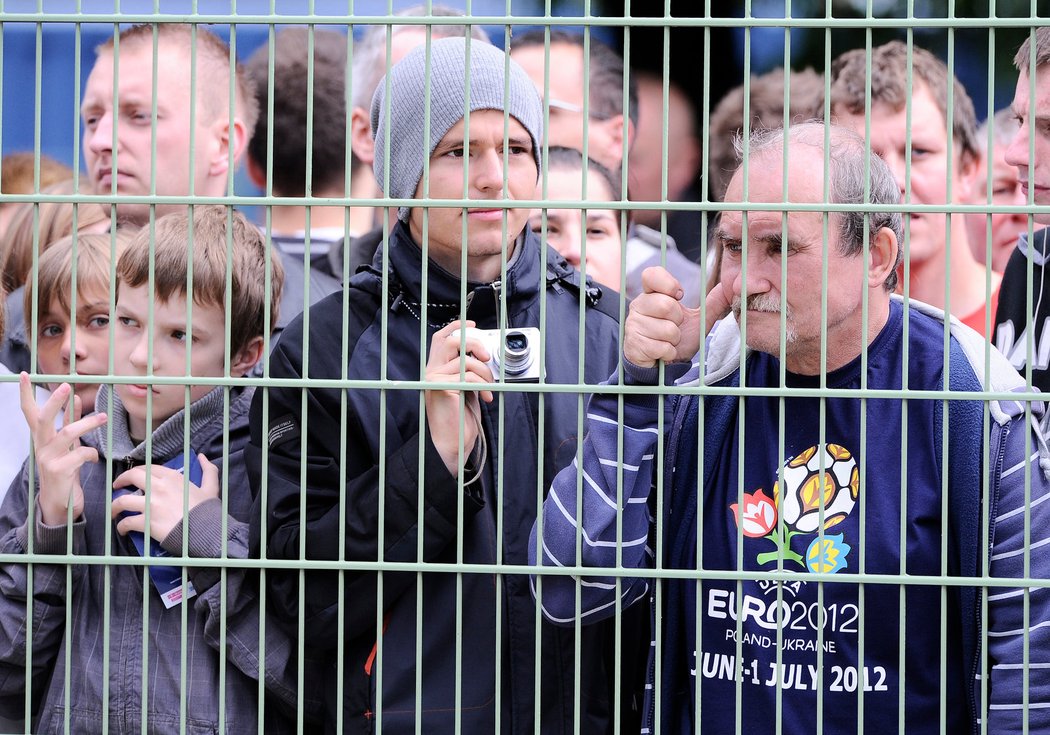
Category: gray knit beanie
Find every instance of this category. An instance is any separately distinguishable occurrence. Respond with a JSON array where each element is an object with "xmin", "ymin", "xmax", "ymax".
[{"xmin": 370, "ymin": 36, "xmax": 543, "ymax": 222}]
